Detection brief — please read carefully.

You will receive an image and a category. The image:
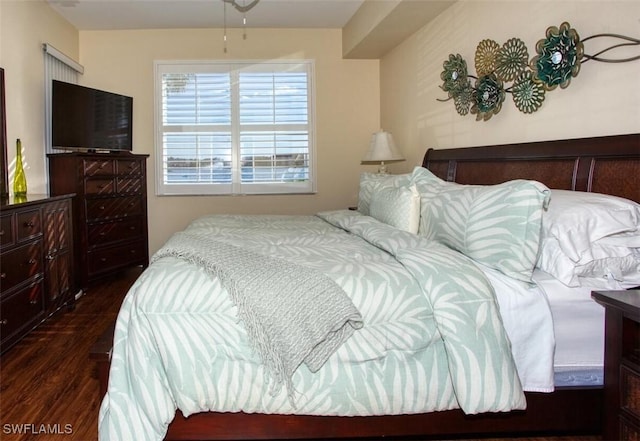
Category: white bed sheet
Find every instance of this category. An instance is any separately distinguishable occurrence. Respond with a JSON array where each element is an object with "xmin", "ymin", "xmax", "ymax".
[
  {"xmin": 481, "ymin": 267, "xmax": 634, "ymax": 390},
  {"xmin": 532, "ymin": 270, "xmax": 605, "ymax": 387},
  {"xmin": 480, "ymin": 266, "xmax": 555, "ymax": 393}
]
